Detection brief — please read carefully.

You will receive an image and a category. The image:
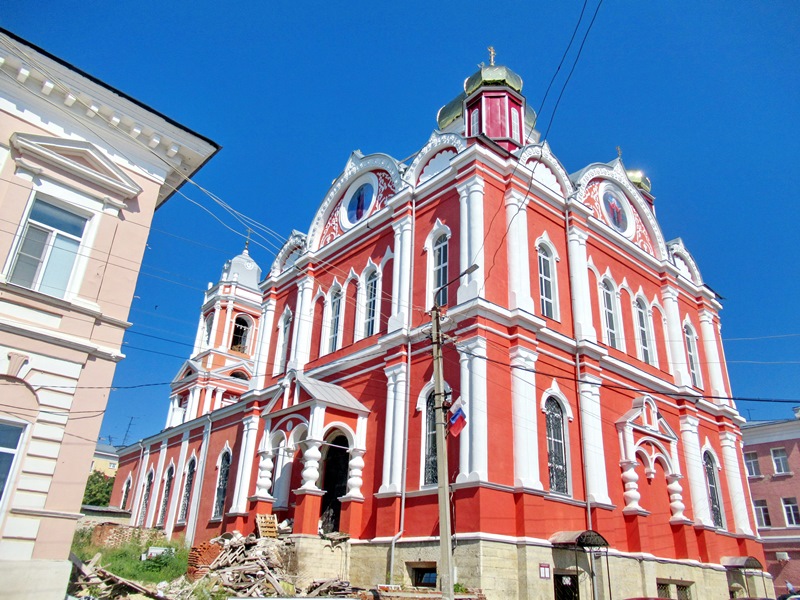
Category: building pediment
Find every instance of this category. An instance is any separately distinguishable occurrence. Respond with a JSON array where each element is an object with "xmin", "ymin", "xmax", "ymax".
[{"xmin": 10, "ymin": 133, "xmax": 142, "ymax": 202}]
